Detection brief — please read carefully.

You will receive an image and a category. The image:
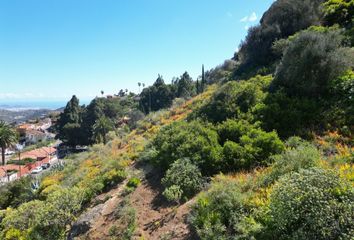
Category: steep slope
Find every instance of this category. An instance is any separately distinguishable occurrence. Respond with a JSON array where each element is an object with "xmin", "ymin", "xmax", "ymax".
[{"xmin": 67, "ymin": 86, "xmax": 216, "ymax": 240}]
